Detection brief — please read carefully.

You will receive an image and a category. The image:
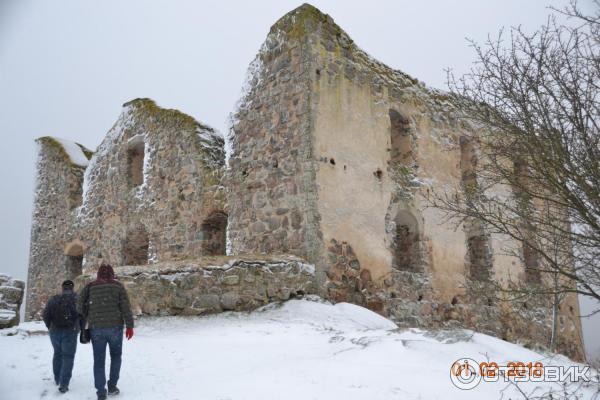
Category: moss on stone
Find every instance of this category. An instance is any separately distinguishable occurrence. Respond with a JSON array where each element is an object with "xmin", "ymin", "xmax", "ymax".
[
  {"xmin": 123, "ymin": 98, "xmax": 200, "ymax": 131},
  {"xmin": 77, "ymin": 144, "xmax": 94, "ymax": 160},
  {"xmin": 36, "ymin": 136, "xmax": 93, "ymax": 168},
  {"xmin": 123, "ymin": 98, "xmax": 225, "ymax": 171}
]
